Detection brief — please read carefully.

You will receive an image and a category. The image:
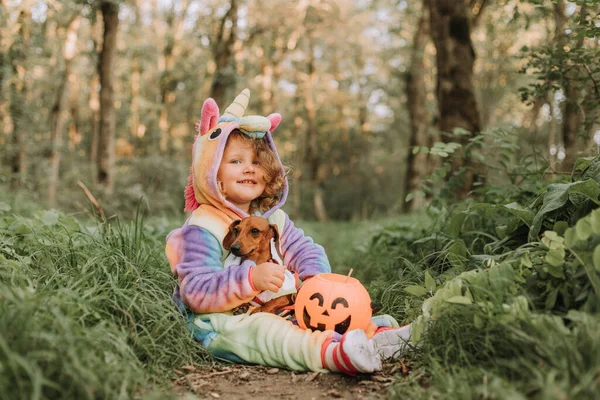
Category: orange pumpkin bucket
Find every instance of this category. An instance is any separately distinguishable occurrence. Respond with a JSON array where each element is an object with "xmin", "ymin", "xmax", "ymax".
[{"xmin": 295, "ymin": 273, "xmax": 372, "ymax": 334}]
